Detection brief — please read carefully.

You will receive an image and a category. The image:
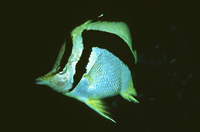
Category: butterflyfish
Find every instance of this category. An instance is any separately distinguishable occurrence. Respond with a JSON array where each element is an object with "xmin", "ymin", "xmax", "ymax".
[{"xmin": 36, "ymin": 17, "xmax": 139, "ymax": 123}]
